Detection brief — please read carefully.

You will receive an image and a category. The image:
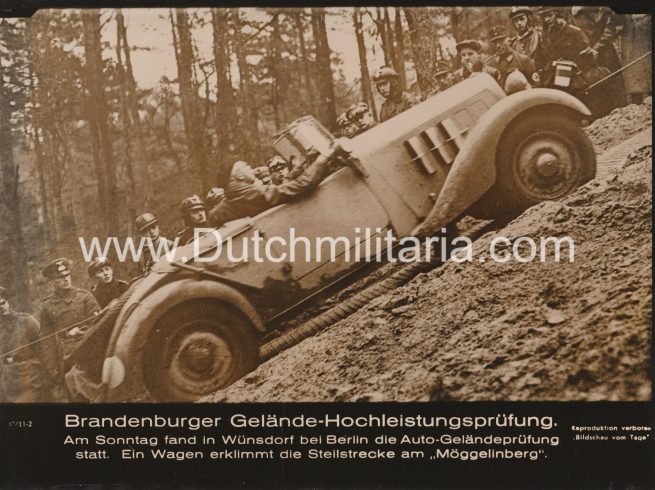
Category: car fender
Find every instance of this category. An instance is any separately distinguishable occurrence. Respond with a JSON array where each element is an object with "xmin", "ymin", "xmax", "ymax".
[
  {"xmin": 414, "ymin": 88, "xmax": 591, "ymax": 235},
  {"xmin": 104, "ymin": 278, "xmax": 265, "ymax": 401}
]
